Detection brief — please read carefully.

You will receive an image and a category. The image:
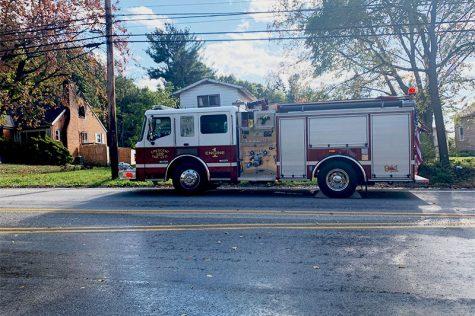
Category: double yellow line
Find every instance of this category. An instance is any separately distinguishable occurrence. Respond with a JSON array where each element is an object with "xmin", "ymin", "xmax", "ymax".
[
  {"xmin": 0, "ymin": 208, "xmax": 474, "ymax": 218},
  {"xmin": 1, "ymin": 222, "xmax": 474, "ymax": 234}
]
